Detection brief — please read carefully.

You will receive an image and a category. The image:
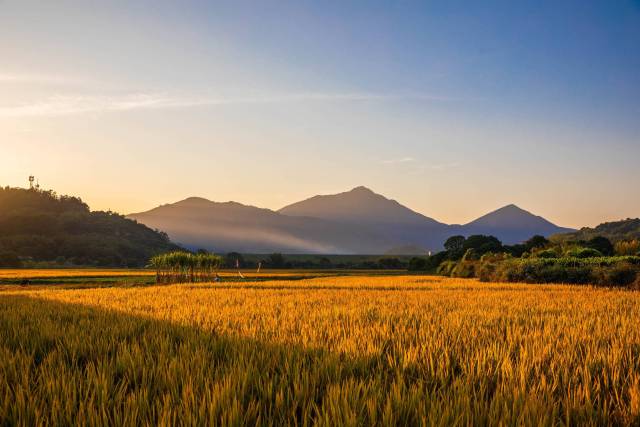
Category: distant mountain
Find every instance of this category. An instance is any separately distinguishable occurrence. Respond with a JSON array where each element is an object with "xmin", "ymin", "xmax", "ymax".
[
  {"xmin": 0, "ymin": 186, "xmax": 179, "ymax": 267},
  {"xmin": 552, "ymin": 218, "xmax": 640, "ymax": 243},
  {"xmin": 129, "ymin": 187, "xmax": 573, "ymax": 254},
  {"xmin": 127, "ymin": 196, "xmax": 393, "ymax": 254},
  {"xmin": 279, "ymin": 186, "xmax": 450, "ymax": 249},
  {"xmin": 280, "ymin": 186, "xmax": 444, "ymax": 226},
  {"xmin": 457, "ymin": 204, "xmax": 574, "ymax": 245}
]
